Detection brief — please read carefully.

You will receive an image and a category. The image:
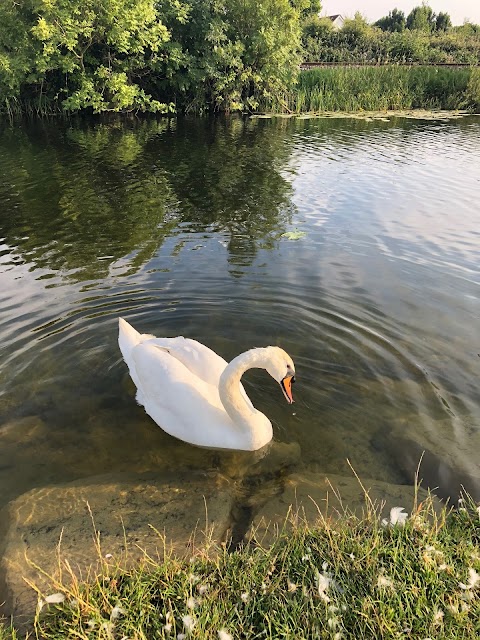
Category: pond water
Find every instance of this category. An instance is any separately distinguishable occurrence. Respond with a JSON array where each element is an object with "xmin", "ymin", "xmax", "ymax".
[{"xmin": 0, "ymin": 114, "xmax": 479, "ymax": 521}]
